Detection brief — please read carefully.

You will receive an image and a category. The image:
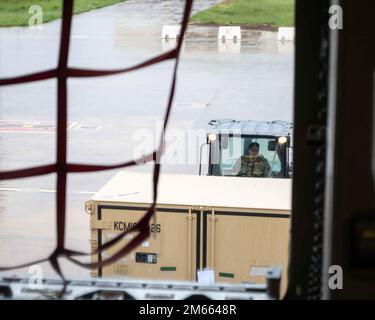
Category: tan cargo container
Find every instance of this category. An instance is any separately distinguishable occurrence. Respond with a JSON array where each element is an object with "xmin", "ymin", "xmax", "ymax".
[{"xmin": 85, "ymin": 171, "xmax": 291, "ymax": 294}]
